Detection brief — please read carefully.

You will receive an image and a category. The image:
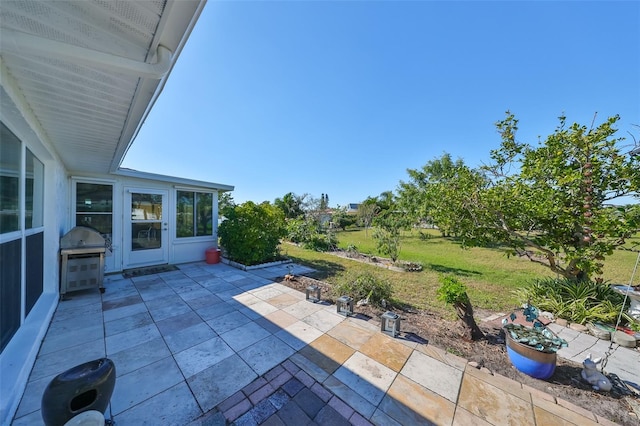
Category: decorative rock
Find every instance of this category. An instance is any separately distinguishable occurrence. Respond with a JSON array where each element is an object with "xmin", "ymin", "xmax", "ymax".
[
  {"xmin": 587, "ymin": 323, "xmax": 611, "ymax": 340},
  {"xmin": 539, "ymin": 311, "xmax": 555, "ymax": 321},
  {"xmin": 612, "ymin": 331, "xmax": 637, "ymax": 348},
  {"xmin": 555, "ymin": 318, "xmax": 568, "ymax": 327},
  {"xmin": 569, "ymin": 323, "xmax": 589, "ymax": 332},
  {"xmin": 504, "ymin": 322, "xmax": 567, "ymax": 353},
  {"xmin": 480, "ymin": 367, "xmax": 493, "ymax": 375},
  {"xmin": 468, "ymin": 361, "xmax": 479, "ymax": 369}
]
